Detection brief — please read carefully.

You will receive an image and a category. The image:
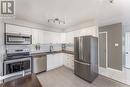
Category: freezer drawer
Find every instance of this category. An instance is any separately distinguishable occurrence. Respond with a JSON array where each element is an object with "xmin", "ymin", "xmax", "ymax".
[
  {"xmin": 74, "ymin": 60, "xmax": 98, "ymax": 83},
  {"xmin": 74, "ymin": 60, "xmax": 91, "ymax": 82}
]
